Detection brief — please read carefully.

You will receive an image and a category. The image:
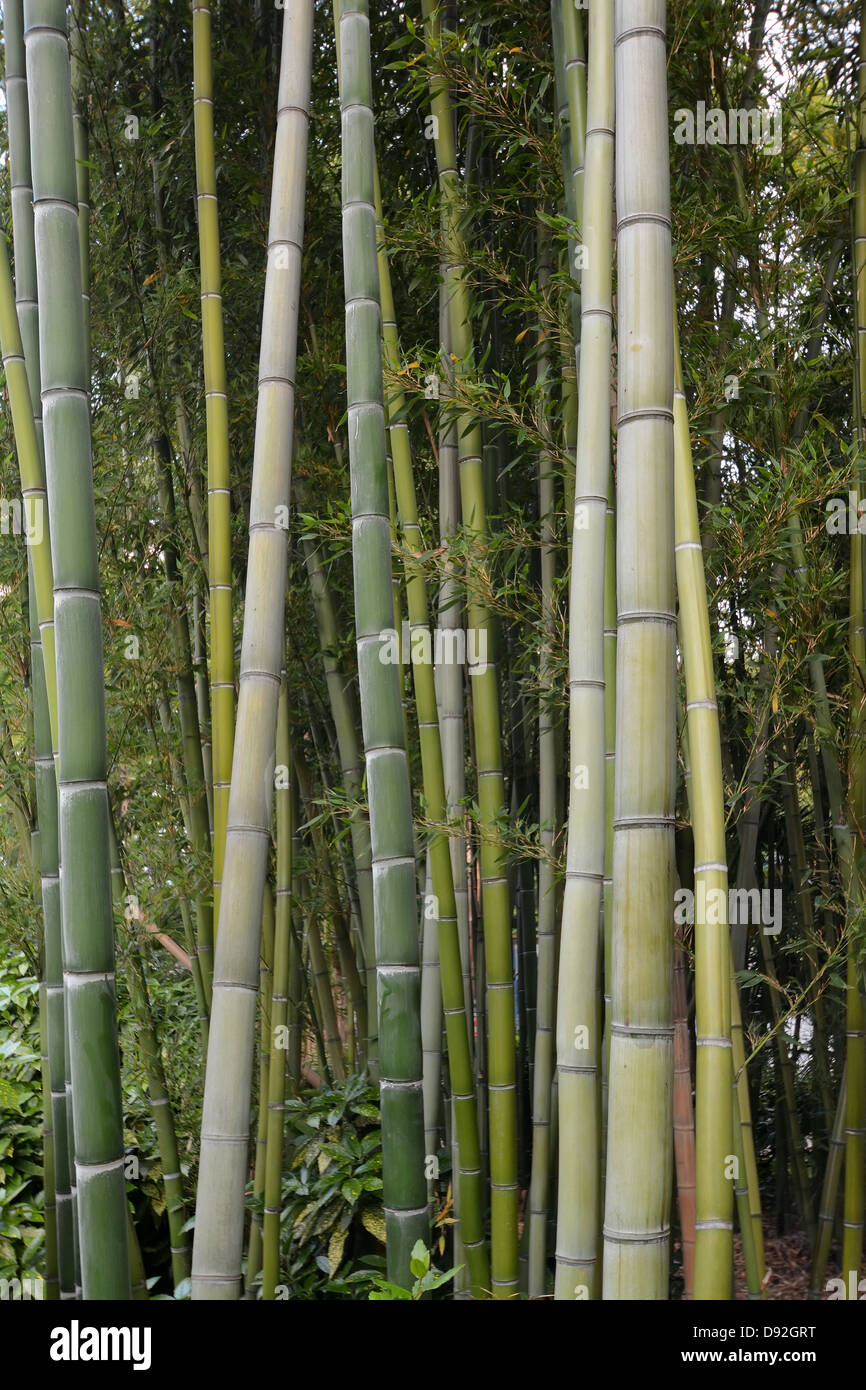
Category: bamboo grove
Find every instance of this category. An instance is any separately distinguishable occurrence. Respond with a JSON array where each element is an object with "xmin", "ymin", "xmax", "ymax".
[{"xmin": 0, "ymin": 0, "xmax": 864, "ymax": 1305}]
